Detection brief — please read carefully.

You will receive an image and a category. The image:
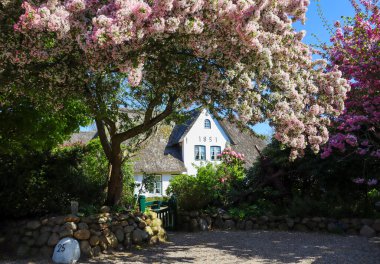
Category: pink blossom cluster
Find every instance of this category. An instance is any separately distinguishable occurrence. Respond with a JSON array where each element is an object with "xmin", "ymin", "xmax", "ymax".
[
  {"xmin": 322, "ymin": 1, "xmax": 380, "ymax": 160},
  {"xmin": 13, "ymin": 0, "xmax": 350, "ymax": 159},
  {"xmin": 219, "ymin": 147, "xmax": 245, "ymax": 165},
  {"xmin": 352, "ymin": 178, "xmax": 378, "ymax": 186}
]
